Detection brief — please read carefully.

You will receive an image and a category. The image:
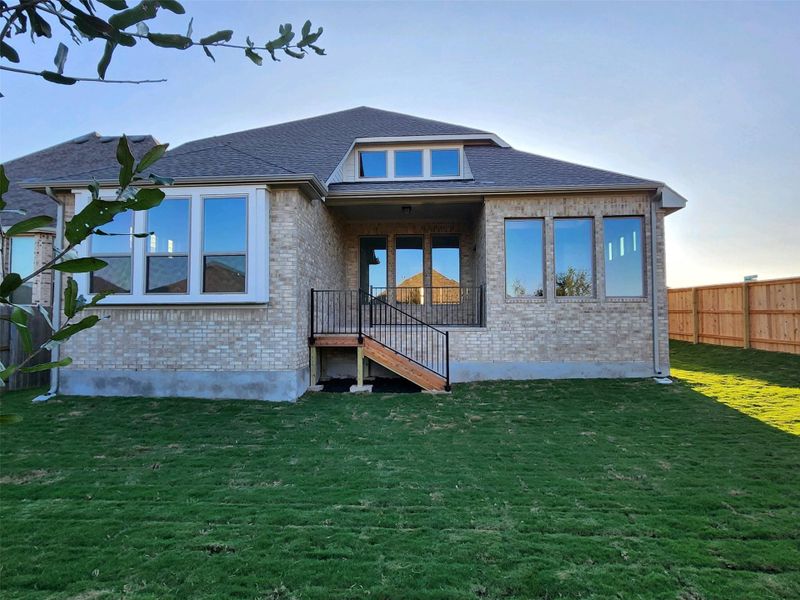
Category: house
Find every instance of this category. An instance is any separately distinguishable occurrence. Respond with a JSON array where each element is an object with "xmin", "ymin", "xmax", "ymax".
[
  {"xmin": 25, "ymin": 107, "xmax": 686, "ymax": 401},
  {"xmin": 2, "ymin": 133, "xmax": 158, "ymax": 307}
]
